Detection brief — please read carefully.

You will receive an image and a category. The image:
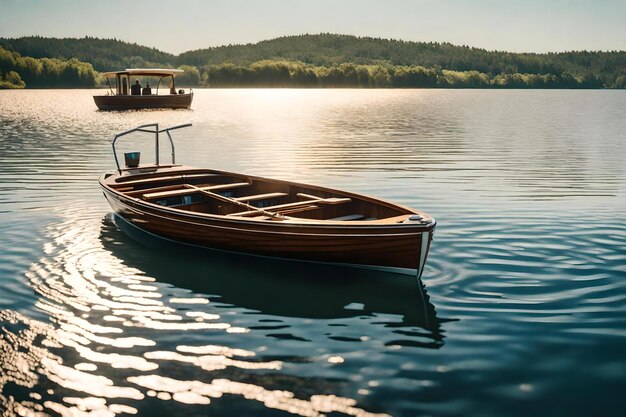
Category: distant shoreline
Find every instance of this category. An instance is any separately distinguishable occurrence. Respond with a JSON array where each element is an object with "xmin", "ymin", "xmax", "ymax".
[{"xmin": 2, "ymin": 34, "xmax": 625, "ymax": 89}]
